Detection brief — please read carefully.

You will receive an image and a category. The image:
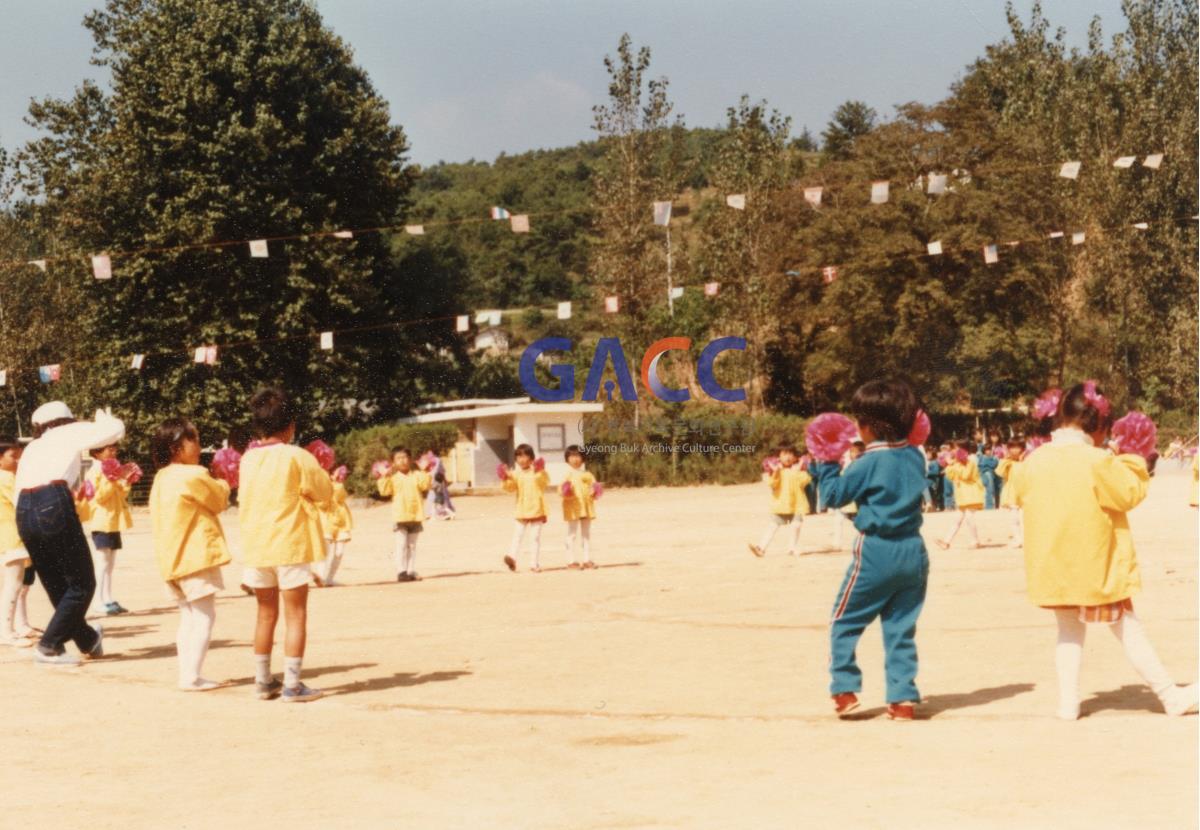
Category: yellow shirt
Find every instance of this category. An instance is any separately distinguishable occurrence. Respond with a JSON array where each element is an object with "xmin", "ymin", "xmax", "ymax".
[
  {"xmin": 503, "ymin": 467, "xmax": 549, "ymax": 520},
  {"xmin": 87, "ymin": 463, "xmax": 133, "ymax": 532},
  {"xmin": 995, "ymin": 457, "xmax": 1021, "ymax": 508},
  {"xmin": 378, "ymin": 470, "xmax": 431, "ymax": 524},
  {"xmin": 0, "ymin": 470, "xmax": 21, "ymax": 552},
  {"xmin": 945, "ymin": 457, "xmax": 985, "ymax": 508},
  {"xmin": 238, "ymin": 443, "xmax": 333, "ymax": 567},
  {"xmin": 1011, "ymin": 432, "xmax": 1146, "ymax": 606},
  {"xmin": 768, "ymin": 465, "xmax": 811, "ymax": 515},
  {"xmin": 319, "ymin": 480, "xmax": 354, "ymax": 540},
  {"xmin": 149, "ymin": 464, "xmax": 232, "ymax": 581},
  {"xmin": 561, "ymin": 468, "xmax": 597, "ymax": 521}
]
